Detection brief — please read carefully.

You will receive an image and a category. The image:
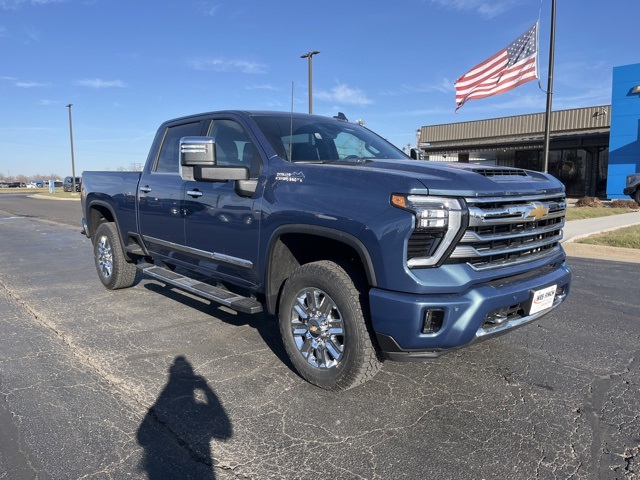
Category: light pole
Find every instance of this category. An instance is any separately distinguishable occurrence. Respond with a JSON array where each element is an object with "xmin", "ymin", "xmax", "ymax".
[
  {"xmin": 542, "ymin": 0, "xmax": 556, "ymax": 173},
  {"xmin": 66, "ymin": 104, "xmax": 77, "ymax": 194},
  {"xmin": 300, "ymin": 51, "xmax": 320, "ymax": 114}
]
